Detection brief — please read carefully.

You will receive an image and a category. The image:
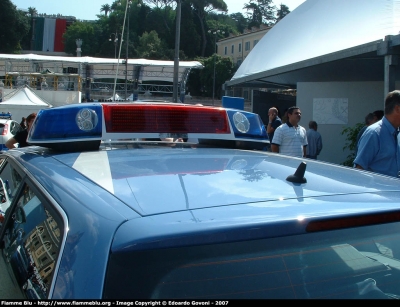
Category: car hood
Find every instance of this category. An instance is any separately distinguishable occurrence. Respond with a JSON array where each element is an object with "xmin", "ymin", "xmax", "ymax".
[{"xmin": 55, "ymin": 147, "xmax": 400, "ymax": 216}]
